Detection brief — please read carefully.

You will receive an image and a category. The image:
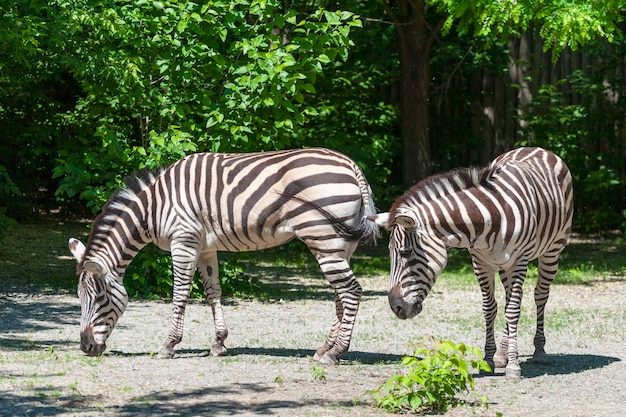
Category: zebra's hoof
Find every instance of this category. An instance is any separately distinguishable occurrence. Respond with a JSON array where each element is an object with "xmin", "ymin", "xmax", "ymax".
[
  {"xmin": 532, "ymin": 349, "xmax": 548, "ymax": 364},
  {"xmin": 493, "ymin": 353, "xmax": 509, "ymax": 369},
  {"xmin": 313, "ymin": 347, "xmax": 329, "ymax": 362},
  {"xmin": 317, "ymin": 352, "xmax": 339, "ymax": 365},
  {"xmin": 505, "ymin": 364, "xmax": 522, "ymax": 380},
  {"xmin": 211, "ymin": 343, "xmax": 228, "ymax": 357},
  {"xmin": 157, "ymin": 347, "xmax": 176, "ymax": 359}
]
